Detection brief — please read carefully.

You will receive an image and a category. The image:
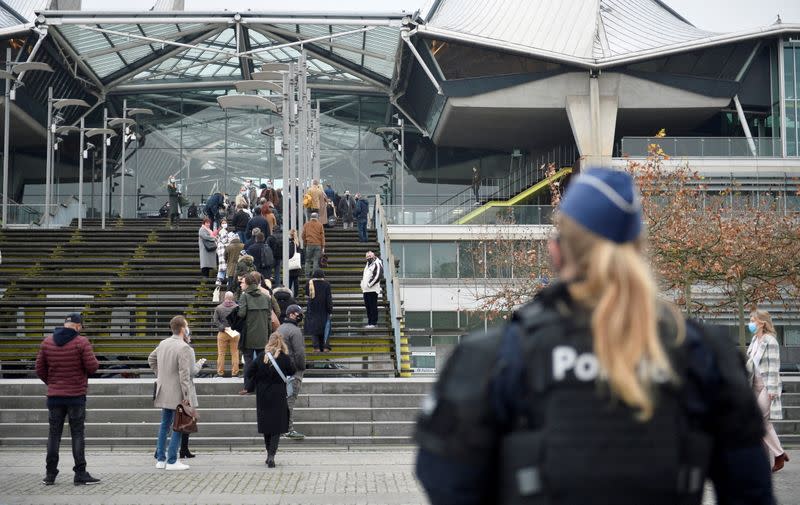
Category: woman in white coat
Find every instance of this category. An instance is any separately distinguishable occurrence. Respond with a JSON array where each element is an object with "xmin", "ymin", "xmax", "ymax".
[{"xmin": 746, "ymin": 308, "xmax": 789, "ymax": 472}]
